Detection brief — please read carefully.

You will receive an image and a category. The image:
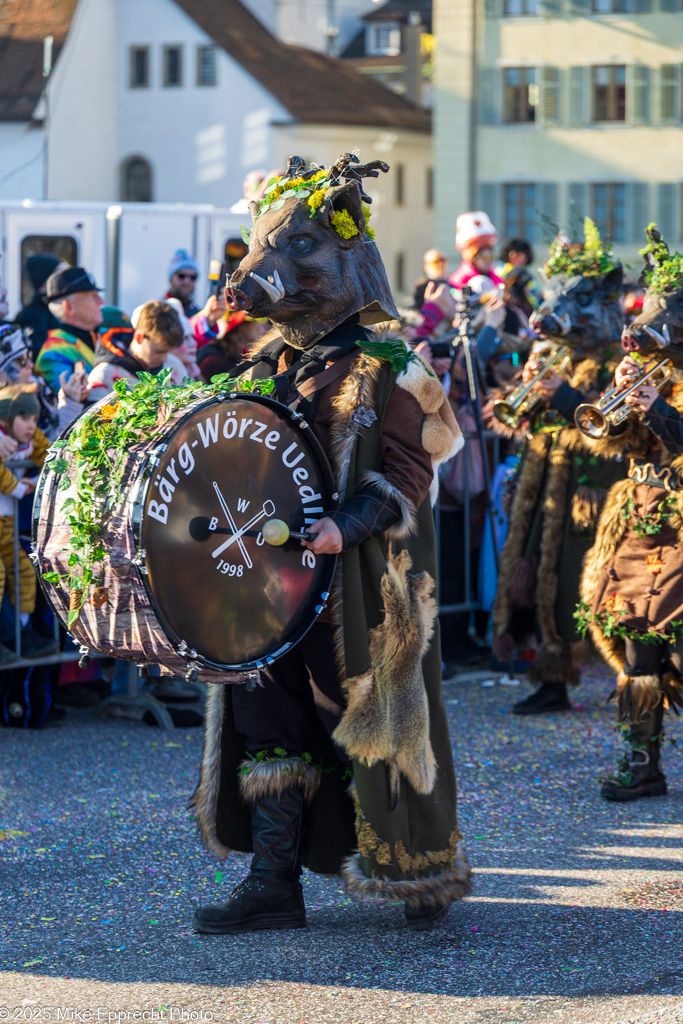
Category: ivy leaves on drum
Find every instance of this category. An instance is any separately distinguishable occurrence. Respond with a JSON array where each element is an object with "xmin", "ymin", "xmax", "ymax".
[{"xmin": 42, "ymin": 369, "xmax": 276, "ymax": 627}]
